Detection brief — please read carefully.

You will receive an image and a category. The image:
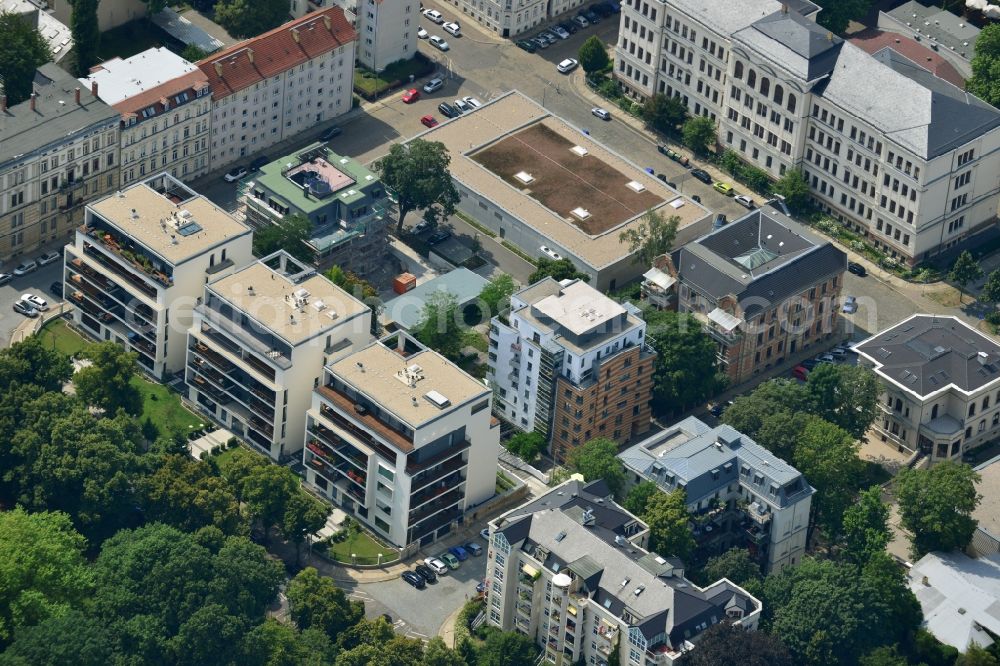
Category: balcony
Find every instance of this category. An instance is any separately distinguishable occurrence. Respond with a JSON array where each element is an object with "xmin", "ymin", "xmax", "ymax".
[
  {"xmin": 410, "ymin": 454, "xmax": 467, "ymax": 493},
  {"xmin": 190, "ymin": 374, "xmax": 233, "ymax": 405},
  {"xmin": 308, "ymin": 432, "xmax": 368, "ymax": 475},
  {"xmin": 81, "ymin": 226, "xmax": 173, "ymax": 288},
  {"xmin": 408, "ymin": 487, "xmax": 463, "ymax": 525},
  {"xmin": 60, "ymin": 178, "xmax": 85, "ymax": 192},
  {"xmin": 192, "ymin": 341, "xmax": 235, "ymax": 373},
  {"xmin": 410, "ymin": 473, "xmax": 466, "ymax": 509},
  {"xmin": 196, "ymin": 304, "xmax": 291, "ymax": 371},
  {"xmin": 318, "ymin": 385, "xmax": 413, "ymax": 454},
  {"xmin": 409, "ymin": 505, "xmax": 462, "ymax": 540},
  {"xmin": 81, "ymin": 242, "xmax": 158, "ymax": 298},
  {"xmin": 745, "ymin": 524, "xmax": 768, "ymax": 545}
]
